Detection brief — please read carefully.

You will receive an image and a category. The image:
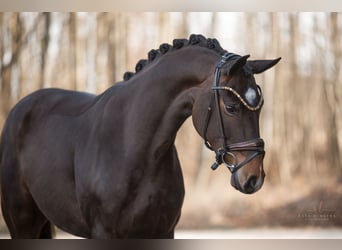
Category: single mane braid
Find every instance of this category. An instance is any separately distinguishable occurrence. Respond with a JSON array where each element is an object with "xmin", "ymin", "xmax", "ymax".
[{"xmin": 122, "ymin": 34, "xmax": 227, "ymax": 81}]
